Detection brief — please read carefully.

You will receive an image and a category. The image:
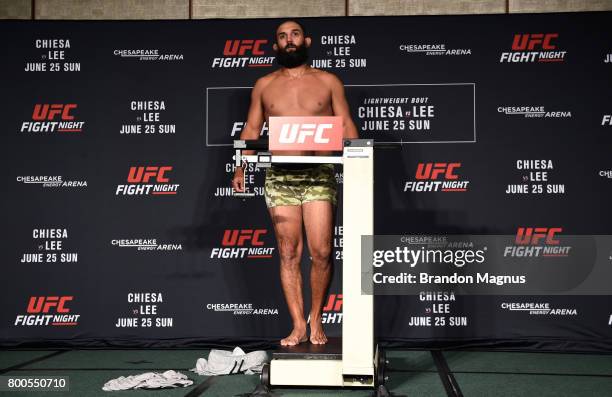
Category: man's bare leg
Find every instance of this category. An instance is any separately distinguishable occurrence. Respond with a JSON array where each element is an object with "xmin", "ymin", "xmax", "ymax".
[
  {"xmin": 303, "ymin": 200, "xmax": 334, "ymax": 344},
  {"xmin": 269, "ymin": 205, "xmax": 308, "ymax": 346}
]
